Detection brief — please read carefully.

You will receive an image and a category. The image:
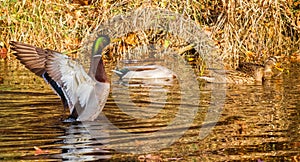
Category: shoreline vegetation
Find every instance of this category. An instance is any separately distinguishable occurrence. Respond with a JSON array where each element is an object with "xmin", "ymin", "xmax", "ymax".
[{"xmin": 1, "ymin": 0, "xmax": 299, "ymax": 71}]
